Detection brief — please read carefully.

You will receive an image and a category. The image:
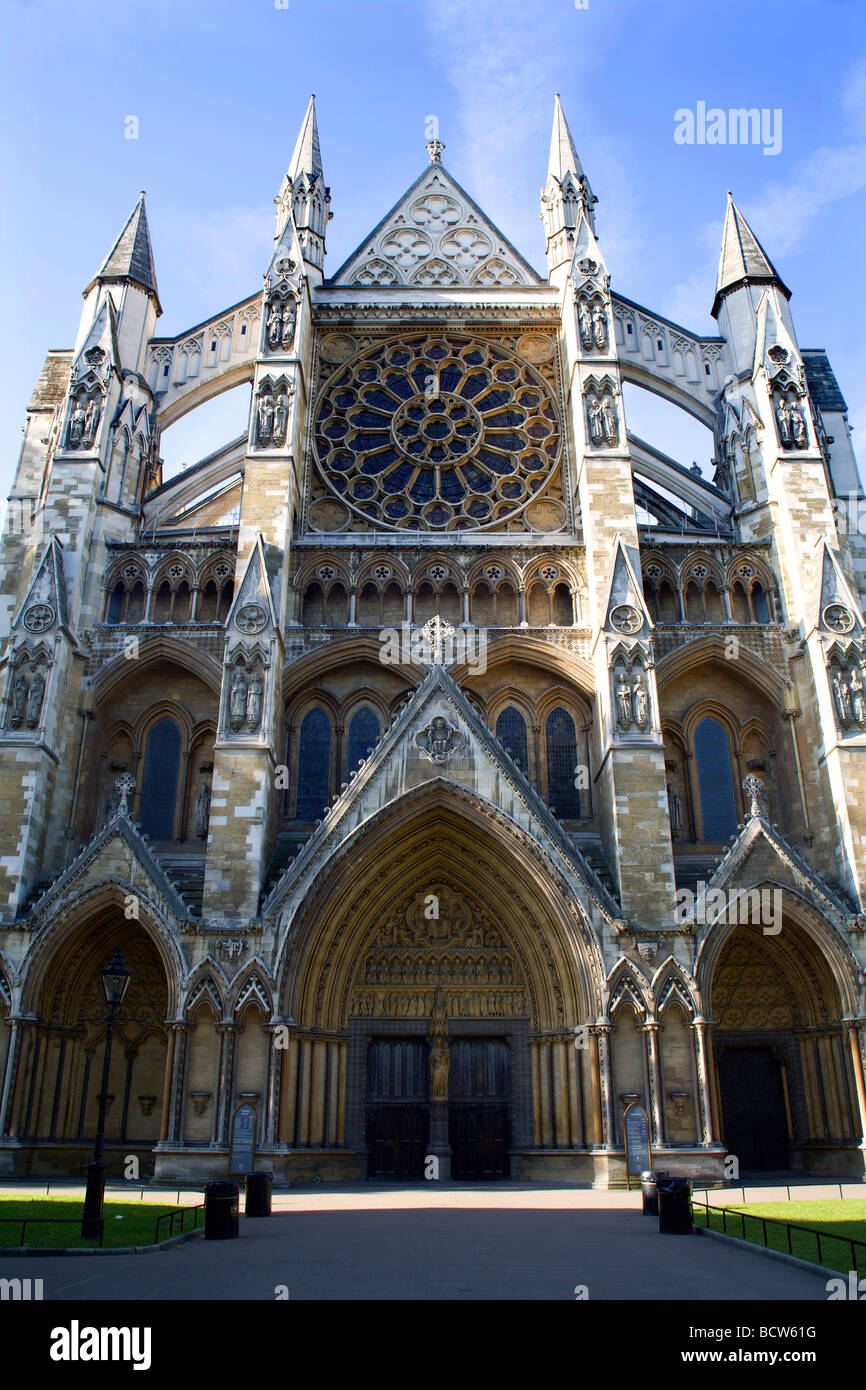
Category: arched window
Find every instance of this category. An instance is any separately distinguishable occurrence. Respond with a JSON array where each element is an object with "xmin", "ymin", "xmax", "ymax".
[
  {"xmin": 694, "ymin": 715, "xmax": 738, "ymax": 841},
  {"xmin": 347, "ymin": 706, "xmax": 380, "ymax": 772},
  {"xmin": 106, "ymin": 583, "xmax": 124, "ymax": 624},
  {"xmin": 138, "ymin": 716, "xmax": 182, "ymax": 841},
  {"xmin": 496, "ymin": 706, "xmax": 528, "ymax": 771},
  {"xmin": 296, "ymin": 708, "xmax": 331, "ymax": 820},
  {"xmin": 545, "ymin": 707, "xmax": 581, "ymax": 818},
  {"xmin": 753, "ymin": 584, "xmax": 770, "ymax": 623}
]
